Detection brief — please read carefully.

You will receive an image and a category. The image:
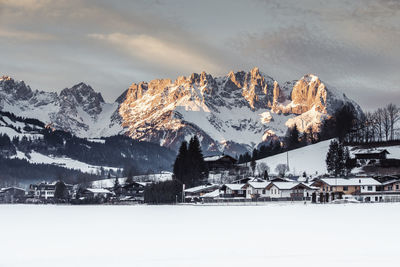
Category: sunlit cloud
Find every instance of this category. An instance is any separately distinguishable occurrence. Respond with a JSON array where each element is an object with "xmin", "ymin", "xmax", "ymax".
[
  {"xmin": 0, "ymin": 27, "xmax": 55, "ymax": 40},
  {"xmin": 89, "ymin": 32, "xmax": 223, "ymax": 75}
]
